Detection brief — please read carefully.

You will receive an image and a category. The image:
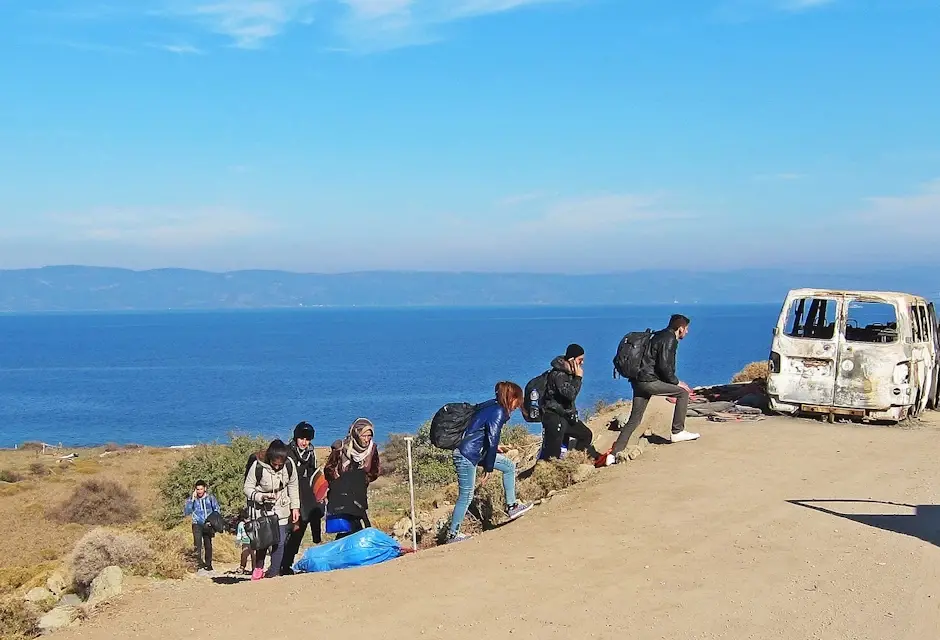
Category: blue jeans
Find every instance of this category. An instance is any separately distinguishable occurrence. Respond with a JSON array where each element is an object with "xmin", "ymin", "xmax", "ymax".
[{"xmin": 449, "ymin": 450, "xmax": 518, "ymax": 536}]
